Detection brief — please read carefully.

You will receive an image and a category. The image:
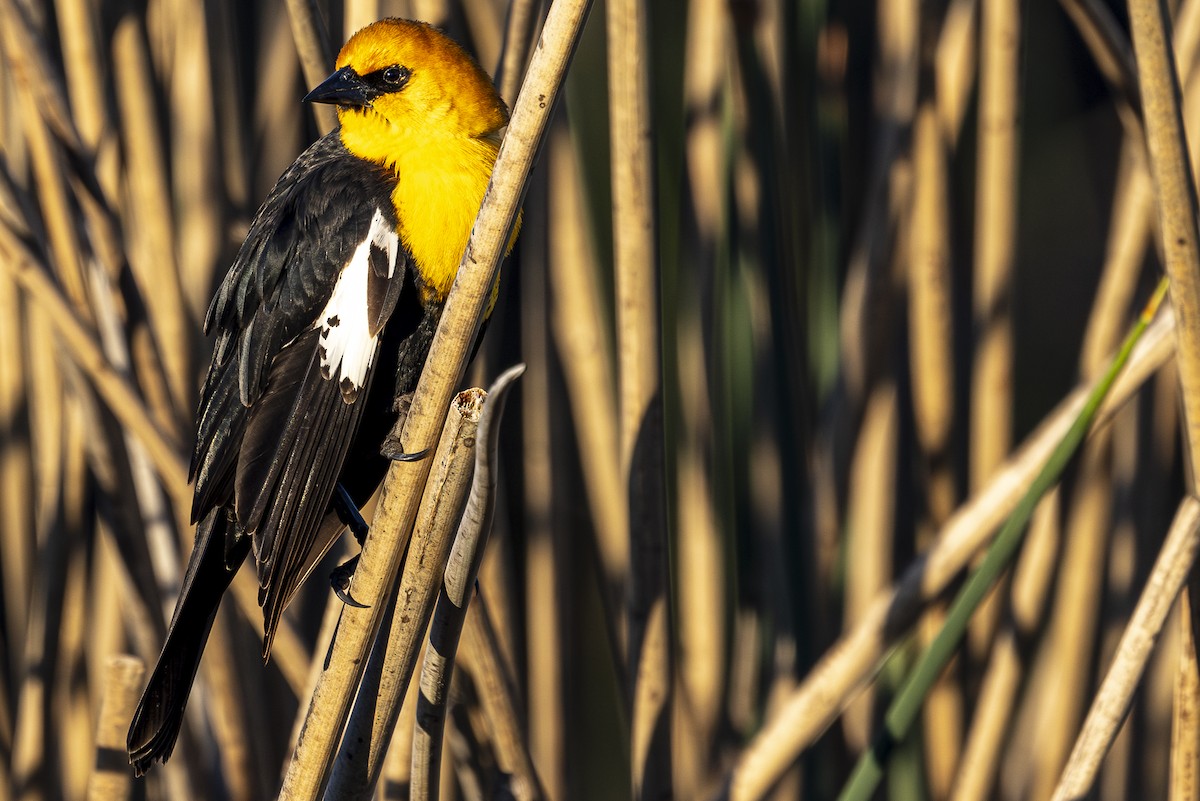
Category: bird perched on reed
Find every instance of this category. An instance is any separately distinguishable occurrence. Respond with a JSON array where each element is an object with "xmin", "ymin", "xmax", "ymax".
[{"xmin": 127, "ymin": 18, "xmax": 515, "ymax": 774}]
